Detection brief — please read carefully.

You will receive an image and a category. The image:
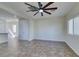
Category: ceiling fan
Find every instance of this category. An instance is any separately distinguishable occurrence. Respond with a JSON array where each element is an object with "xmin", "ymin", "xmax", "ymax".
[{"xmin": 24, "ymin": 2, "xmax": 57, "ymax": 16}]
